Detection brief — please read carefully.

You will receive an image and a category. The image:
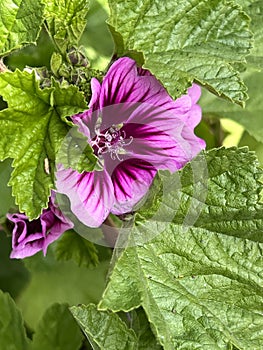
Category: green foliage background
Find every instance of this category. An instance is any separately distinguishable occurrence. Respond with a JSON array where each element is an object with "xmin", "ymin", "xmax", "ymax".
[{"xmin": 0, "ymin": 0, "xmax": 262, "ymax": 349}]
